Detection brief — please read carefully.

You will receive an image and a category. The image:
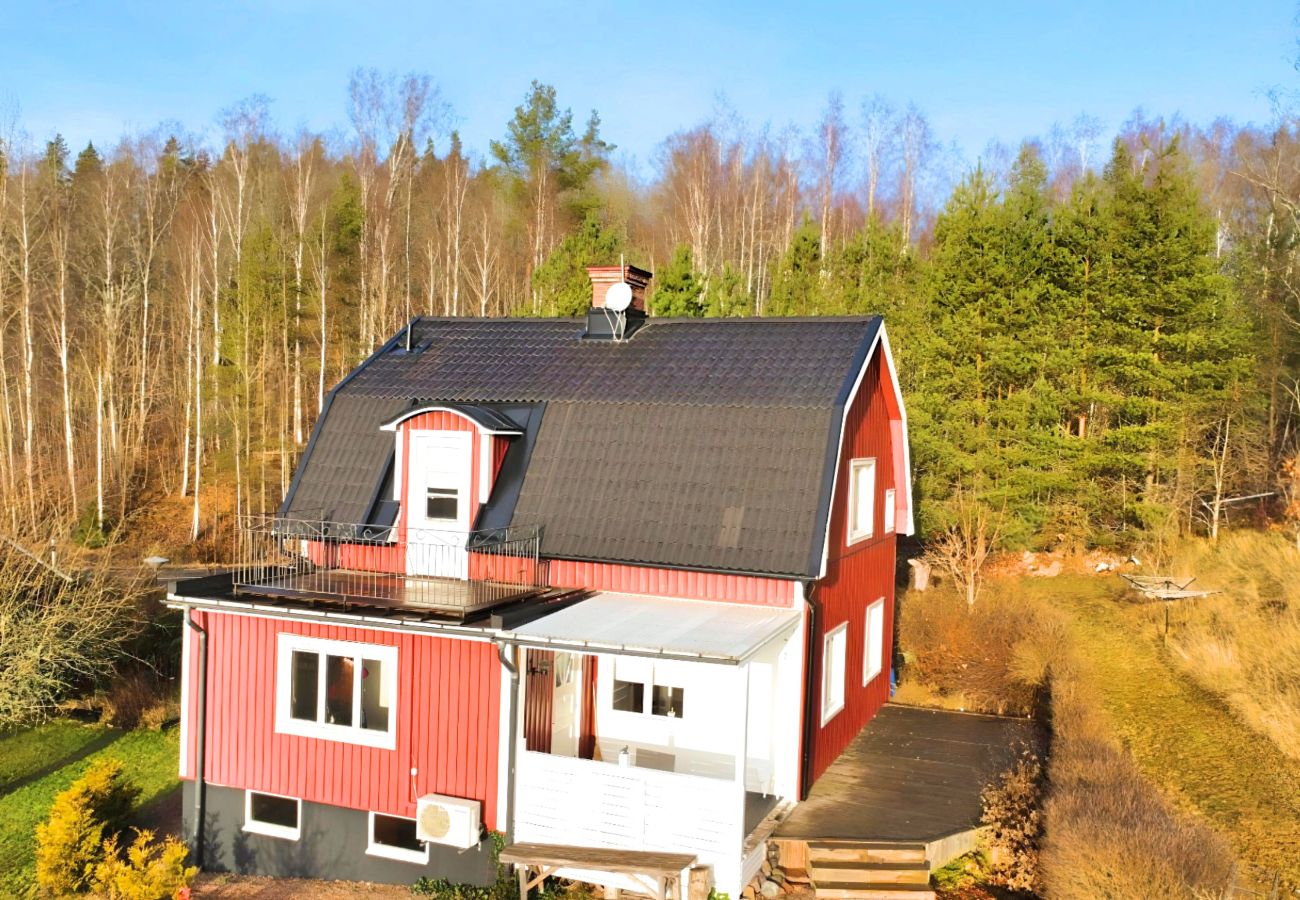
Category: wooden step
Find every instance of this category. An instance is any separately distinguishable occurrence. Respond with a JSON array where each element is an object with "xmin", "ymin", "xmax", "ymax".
[
  {"xmin": 809, "ymin": 859, "xmax": 930, "ymax": 885},
  {"xmin": 807, "ymin": 841, "xmax": 928, "ymax": 865},
  {"xmin": 813, "ymin": 881, "xmax": 935, "ymax": 900}
]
